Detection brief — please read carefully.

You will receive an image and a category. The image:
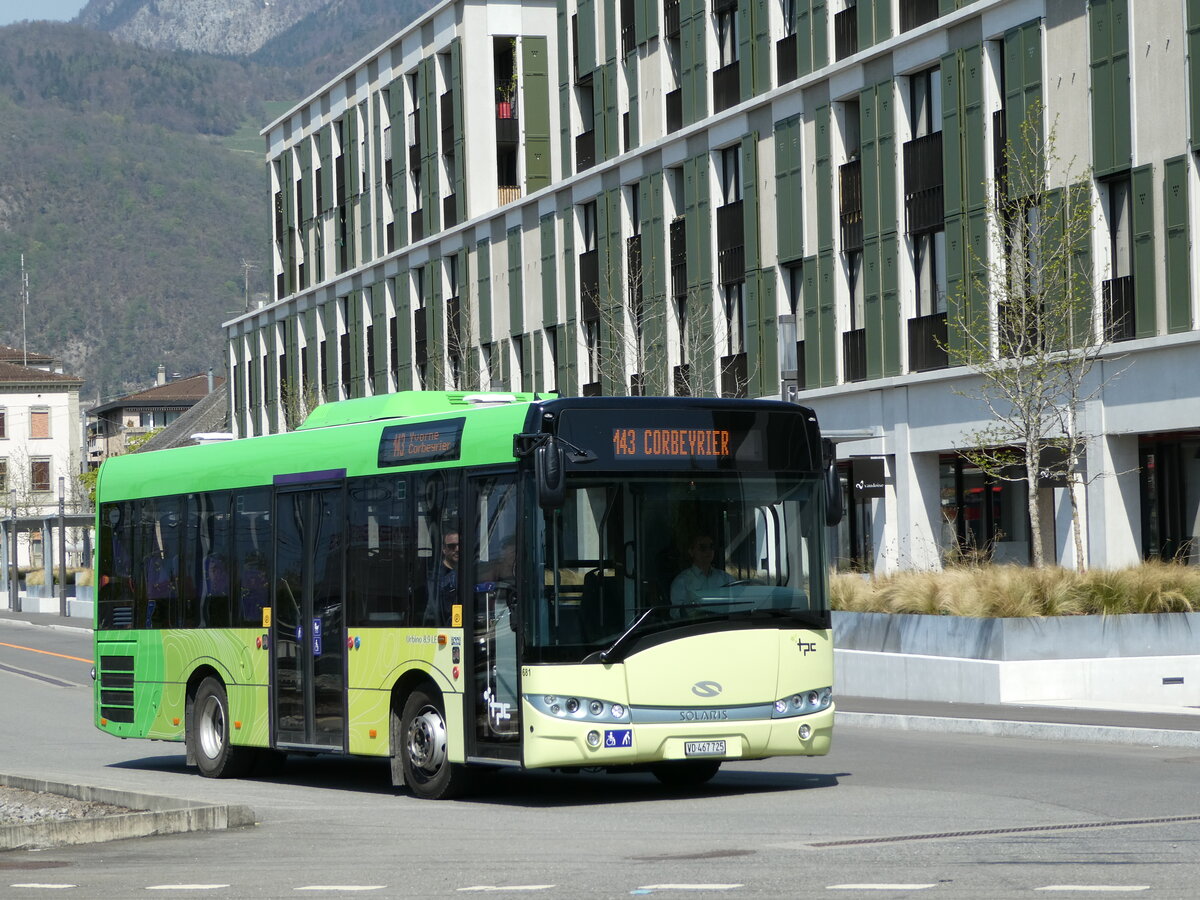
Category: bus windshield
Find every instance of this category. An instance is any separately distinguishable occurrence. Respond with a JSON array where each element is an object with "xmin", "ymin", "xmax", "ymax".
[{"xmin": 525, "ymin": 472, "xmax": 827, "ymax": 664}]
